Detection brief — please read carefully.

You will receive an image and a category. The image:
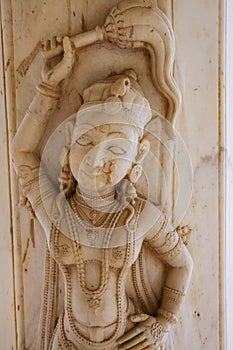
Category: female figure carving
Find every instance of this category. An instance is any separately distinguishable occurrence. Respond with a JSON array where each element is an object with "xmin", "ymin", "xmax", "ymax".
[{"xmin": 11, "ymin": 2, "xmax": 193, "ymax": 350}]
